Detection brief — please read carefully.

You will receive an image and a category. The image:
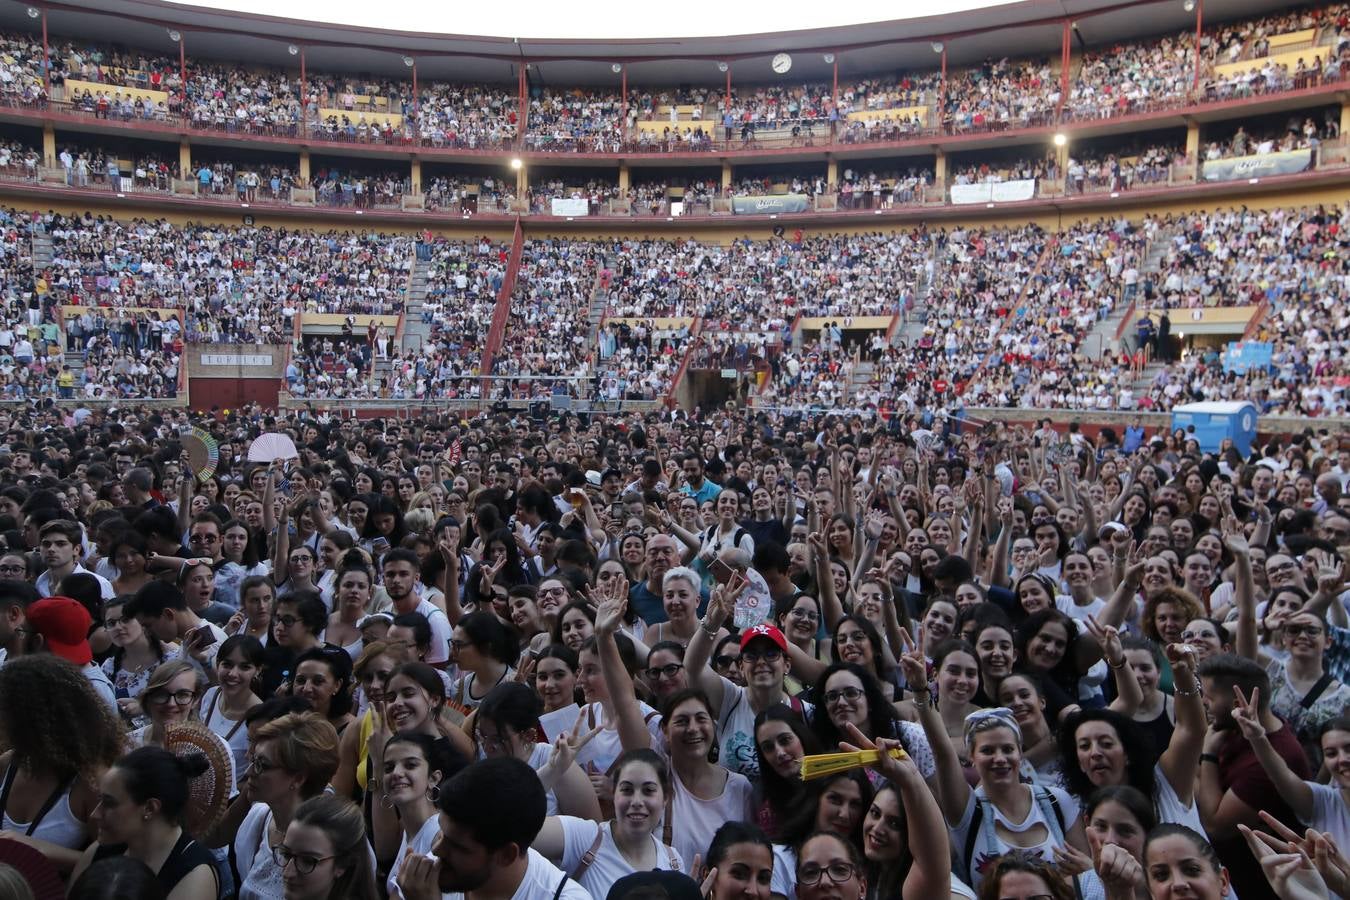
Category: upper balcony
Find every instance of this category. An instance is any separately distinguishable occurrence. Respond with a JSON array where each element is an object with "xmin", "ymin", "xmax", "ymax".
[{"xmin": 0, "ymin": 0, "xmax": 1343, "ymax": 168}]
